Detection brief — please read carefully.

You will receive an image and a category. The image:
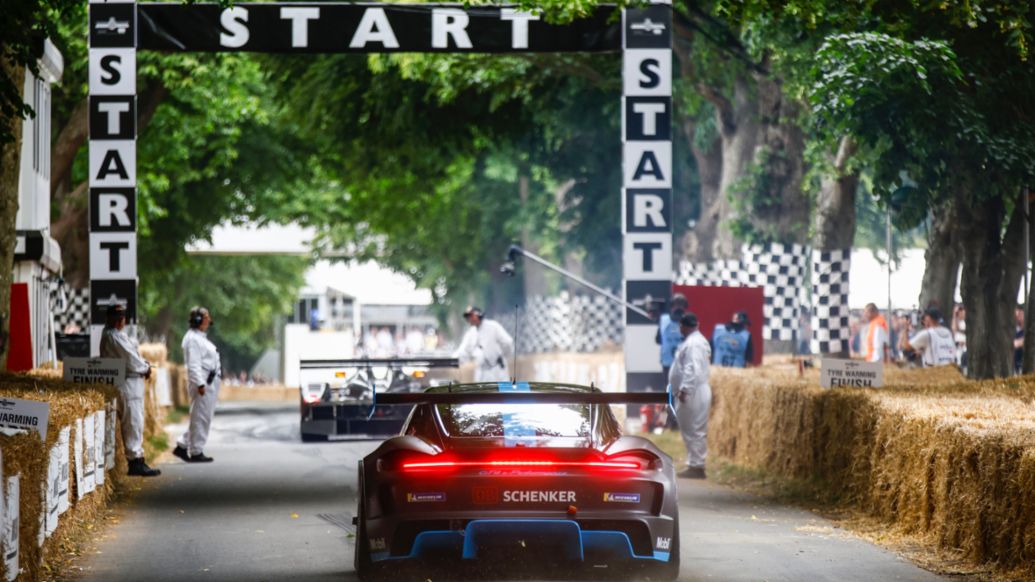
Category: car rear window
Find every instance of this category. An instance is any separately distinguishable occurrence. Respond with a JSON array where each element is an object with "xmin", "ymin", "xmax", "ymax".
[{"xmin": 436, "ymin": 403, "xmax": 591, "ymax": 438}]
